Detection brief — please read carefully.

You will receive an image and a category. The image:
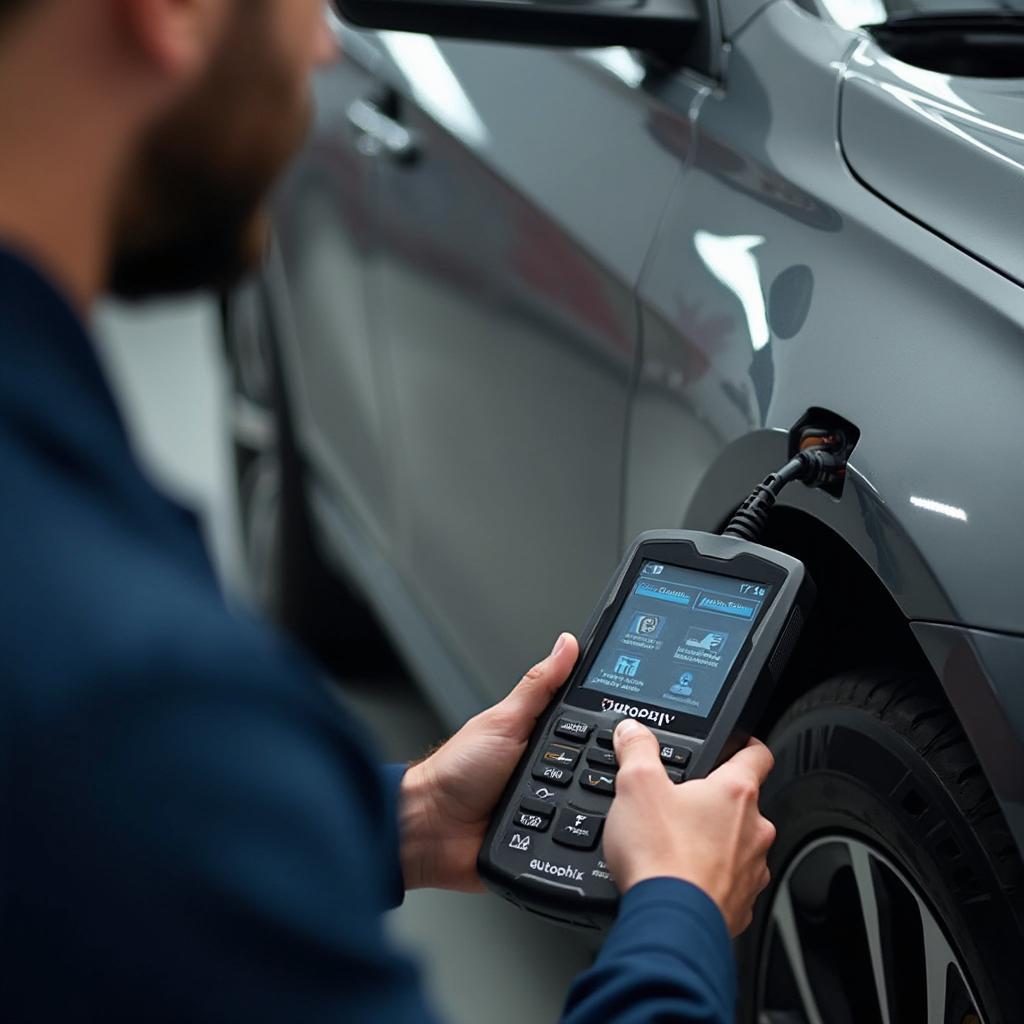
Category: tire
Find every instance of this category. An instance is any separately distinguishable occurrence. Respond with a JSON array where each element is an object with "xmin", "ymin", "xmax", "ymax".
[
  {"xmin": 739, "ymin": 671, "xmax": 1024, "ymax": 1024},
  {"xmin": 222, "ymin": 278, "xmax": 389, "ymax": 676}
]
